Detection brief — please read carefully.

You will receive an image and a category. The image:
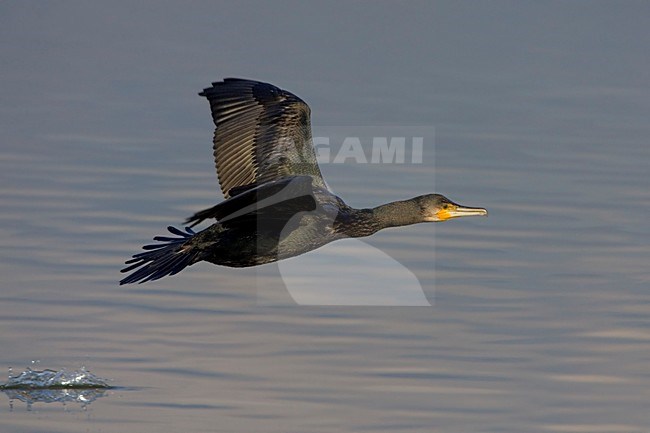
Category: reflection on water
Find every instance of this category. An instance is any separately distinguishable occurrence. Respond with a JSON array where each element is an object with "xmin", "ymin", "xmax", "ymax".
[{"xmin": 4, "ymin": 387, "xmax": 109, "ymax": 412}]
